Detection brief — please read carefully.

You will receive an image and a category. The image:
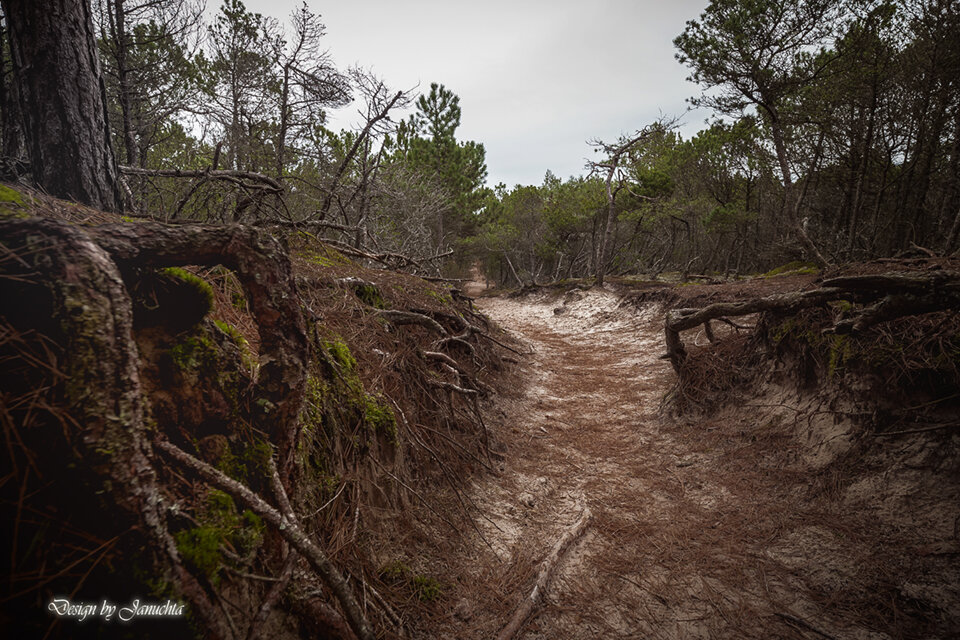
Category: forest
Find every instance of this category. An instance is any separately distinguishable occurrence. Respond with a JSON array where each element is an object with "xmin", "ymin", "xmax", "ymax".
[
  {"xmin": 1, "ymin": 0, "xmax": 959, "ymax": 638},
  {"xmin": 1, "ymin": 0, "xmax": 956, "ymax": 282}
]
